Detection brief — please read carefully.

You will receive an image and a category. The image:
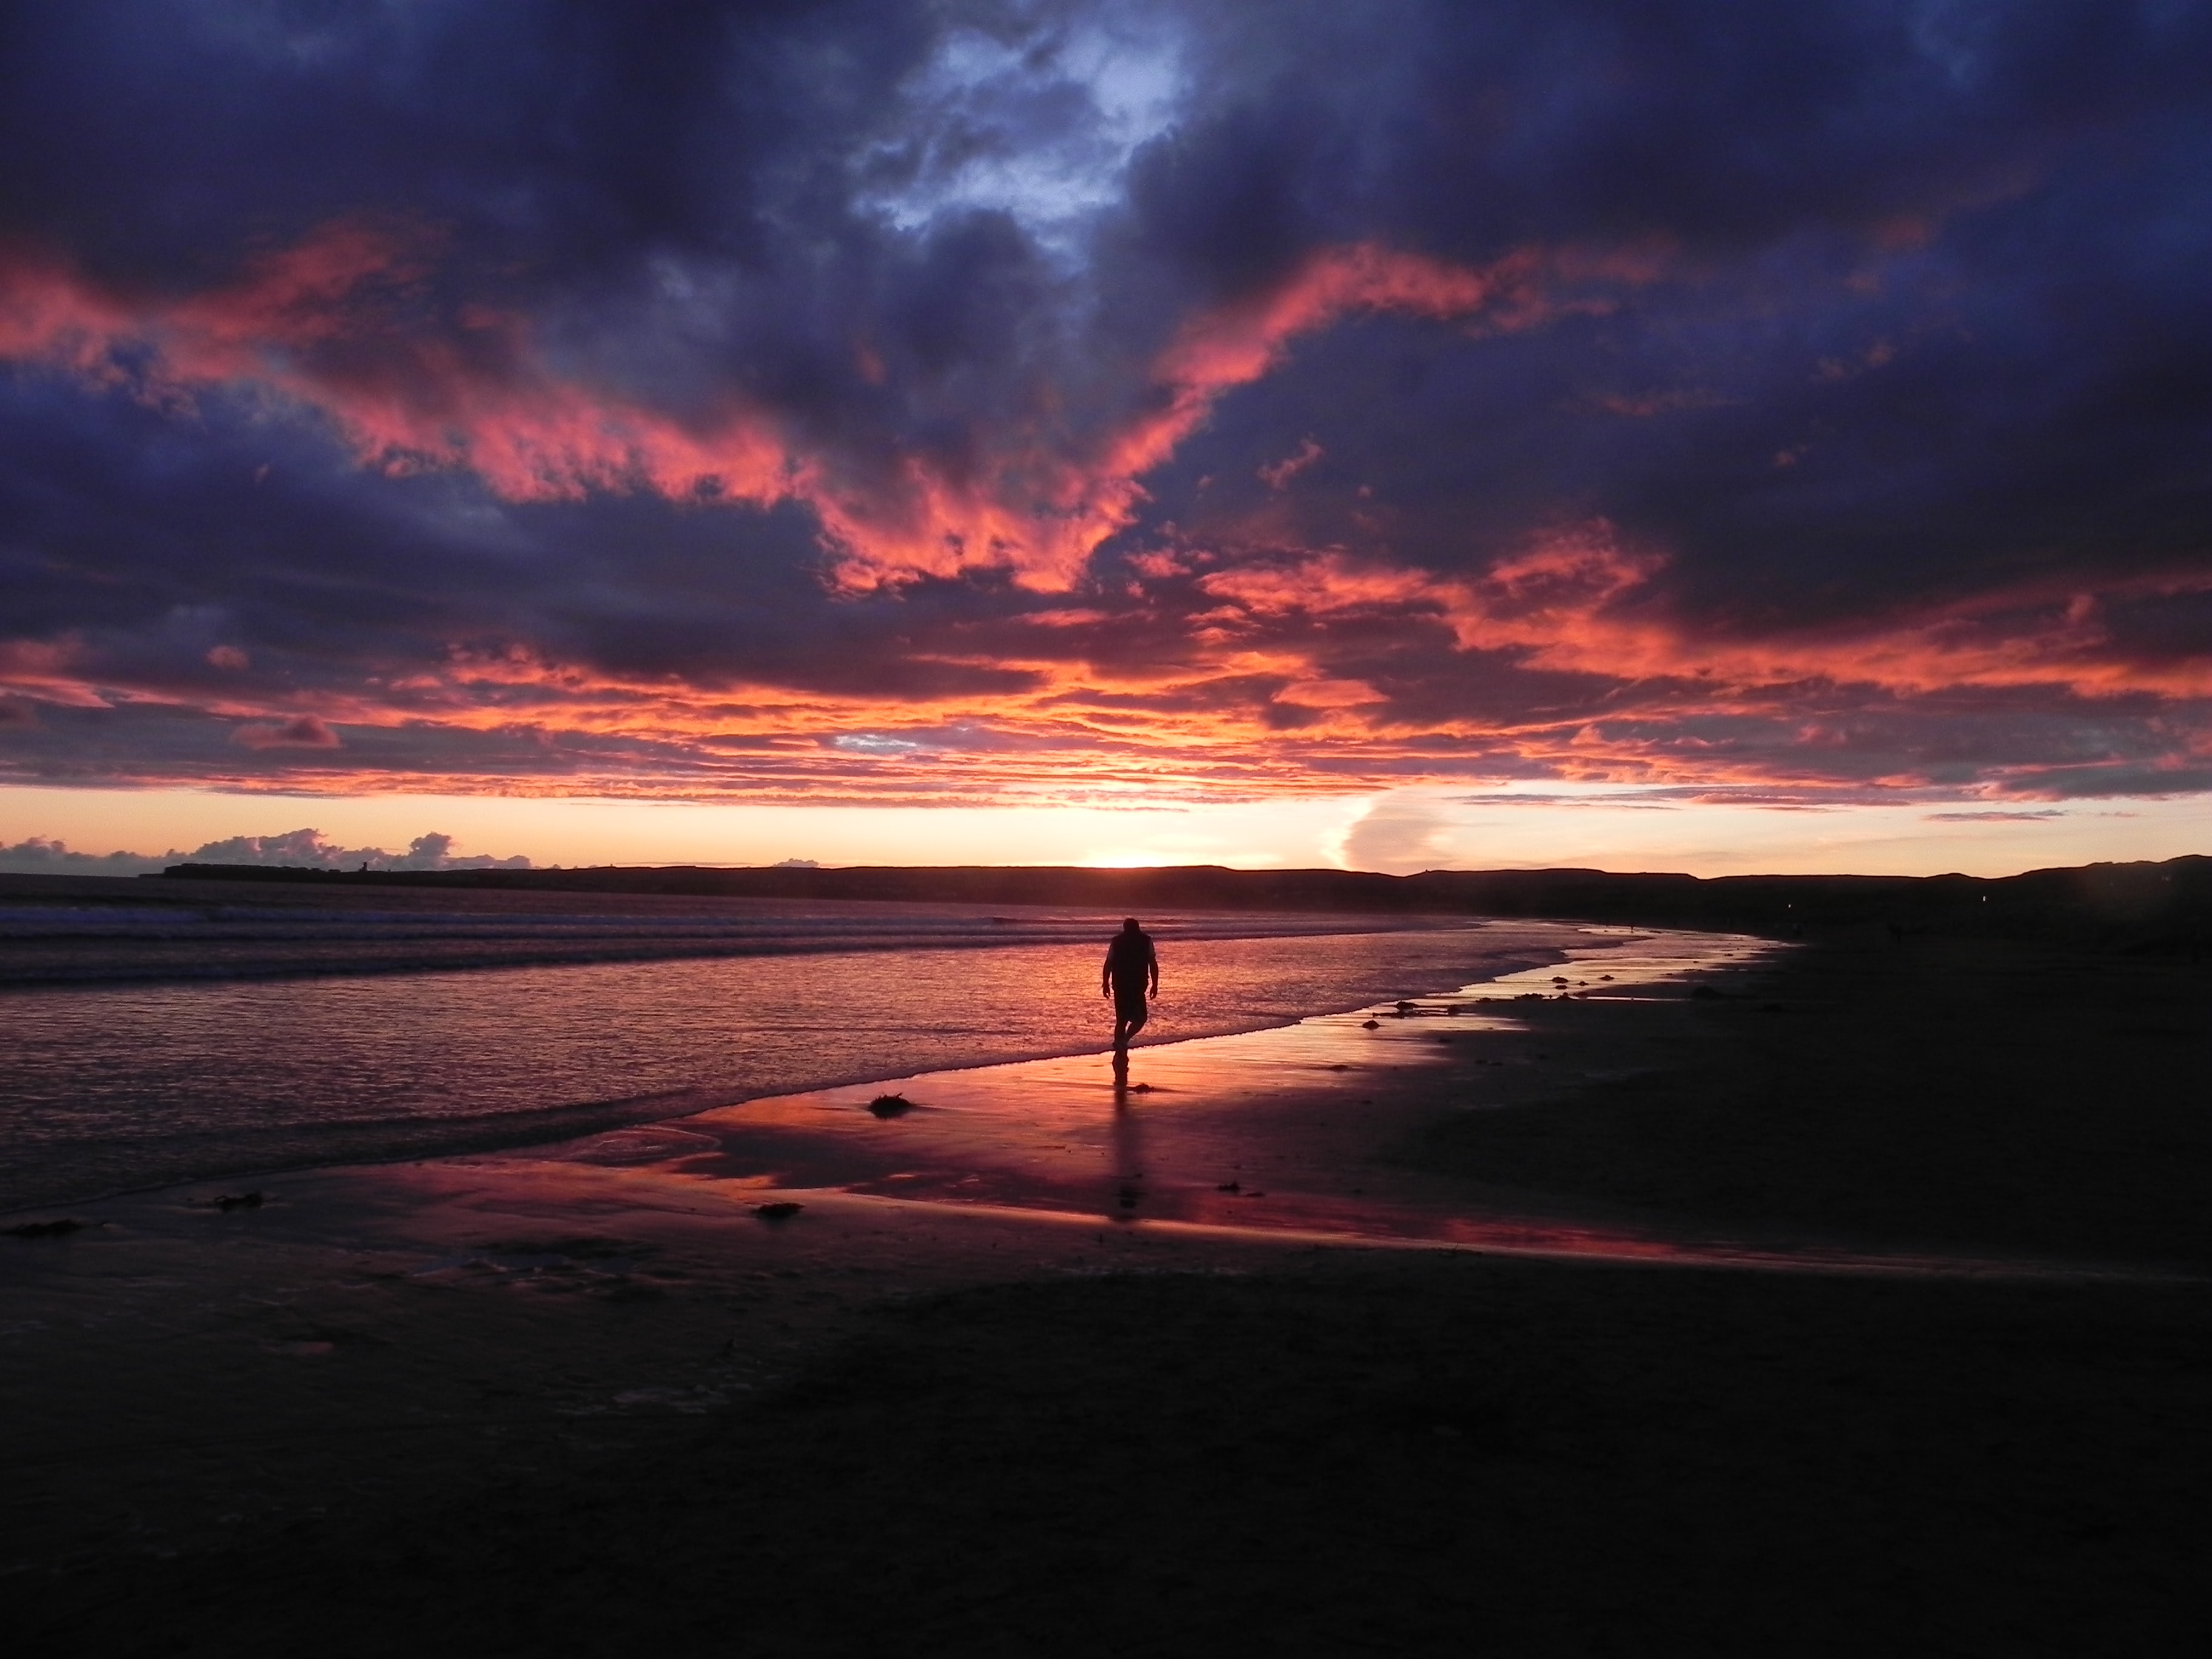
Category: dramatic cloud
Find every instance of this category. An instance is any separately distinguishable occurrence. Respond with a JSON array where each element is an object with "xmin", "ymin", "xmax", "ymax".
[{"xmin": 0, "ymin": 1, "xmax": 2207, "ymax": 823}]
